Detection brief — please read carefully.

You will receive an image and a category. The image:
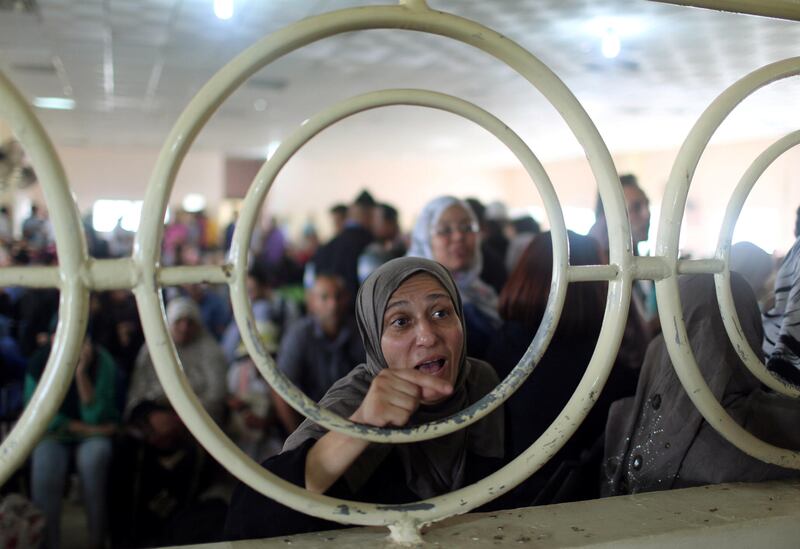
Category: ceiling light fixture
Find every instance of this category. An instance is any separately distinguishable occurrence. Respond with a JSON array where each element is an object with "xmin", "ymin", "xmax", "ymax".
[
  {"xmin": 32, "ymin": 97, "xmax": 75, "ymax": 110},
  {"xmin": 584, "ymin": 16, "xmax": 644, "ymax": 59},
  {"xmin": 601, "ymin": 30, "xmax": 621, "ymax": 59},
  {"xmin": 214, "ymin": 0, "xmax": 233, "ymax": 20}
]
